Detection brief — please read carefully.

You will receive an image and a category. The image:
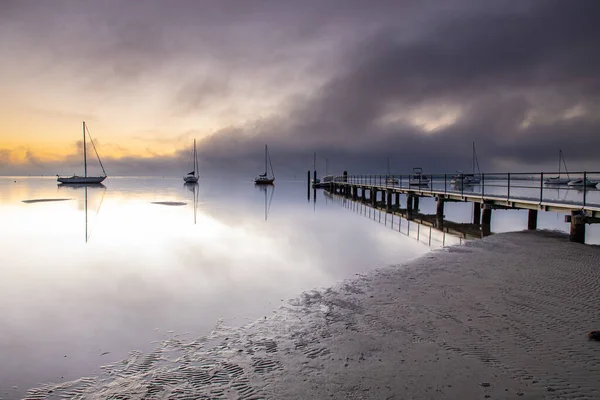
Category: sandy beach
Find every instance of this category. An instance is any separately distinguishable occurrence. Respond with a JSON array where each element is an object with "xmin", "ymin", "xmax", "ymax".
[{"xmin": 25, "ymin": 231, "xmax": 600, "ymax": 399}]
